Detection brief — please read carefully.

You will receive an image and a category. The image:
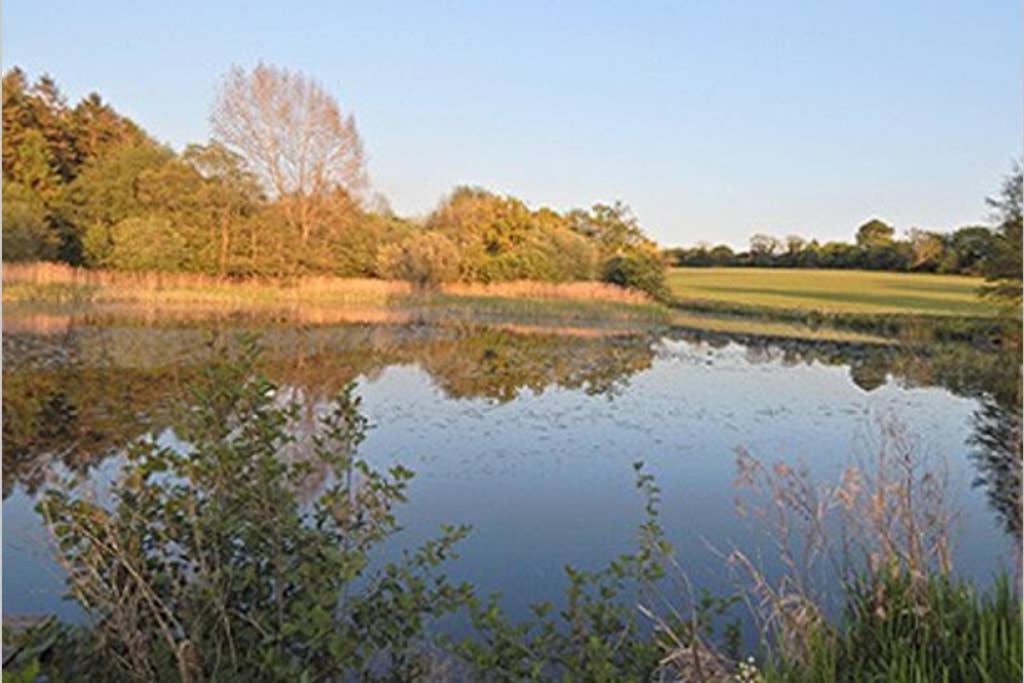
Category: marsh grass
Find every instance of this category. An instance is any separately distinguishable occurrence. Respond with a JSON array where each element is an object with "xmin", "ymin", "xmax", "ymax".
[
  {"xmin": 760, "ymin": 573, "xmax": 1022, "ymax": 683},
  {"xmin": 2, "ymin": 261, "xmax": 411, "ymax": 305},
  {"xmin": 2, "ymin": 262, "xmax": 667, "ymax": 329},
  {"xmin": 3, "ymin": 262, "xmax": 650, "ymax": 304},
  {"xmin": 717, "ymin": 416, "xmax": 1020, "ymax": 682}
]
